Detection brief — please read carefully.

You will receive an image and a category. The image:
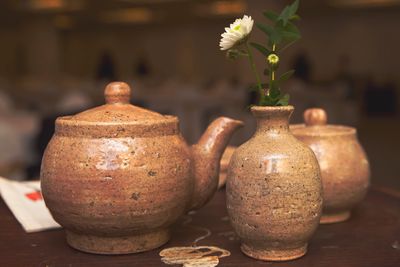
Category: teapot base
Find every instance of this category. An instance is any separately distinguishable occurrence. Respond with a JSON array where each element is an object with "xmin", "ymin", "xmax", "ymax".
[
  {"xmin": 320, "ymin": 211, "xmax": 351, "ymax": 224},
  {"xmin": 66, "ymin": 228, "xmax": 170, "ymax": 255},
  {"xmin": 240, "ymin": 243, "xmax": 307, "ymax": 261}
]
